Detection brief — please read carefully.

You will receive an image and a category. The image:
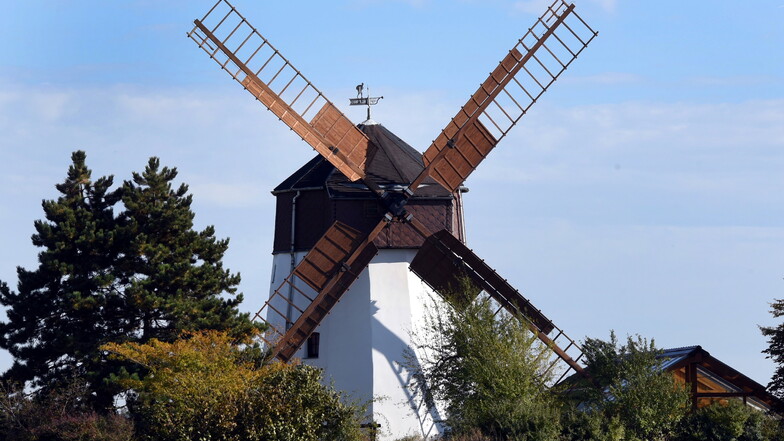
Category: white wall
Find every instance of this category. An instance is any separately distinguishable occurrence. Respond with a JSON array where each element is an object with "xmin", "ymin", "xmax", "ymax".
[{"xmin": 267, "ymin": 249, "xmax": 443, "ymax": 440}]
